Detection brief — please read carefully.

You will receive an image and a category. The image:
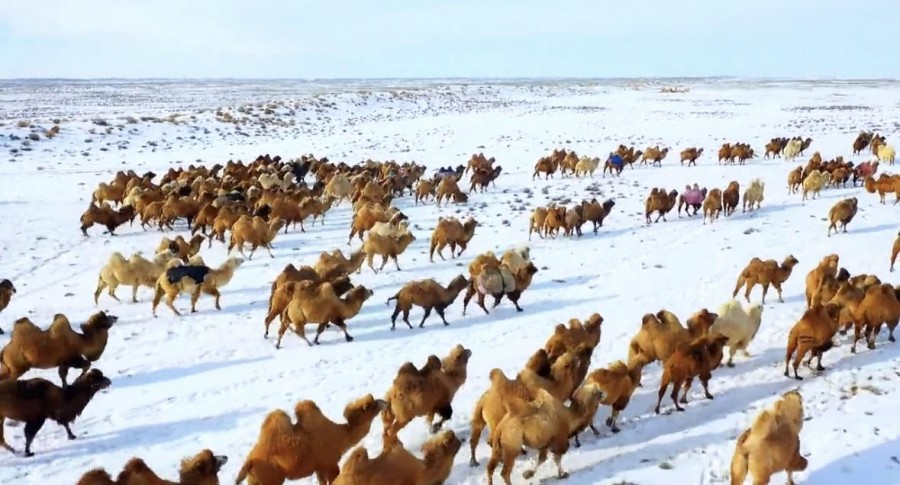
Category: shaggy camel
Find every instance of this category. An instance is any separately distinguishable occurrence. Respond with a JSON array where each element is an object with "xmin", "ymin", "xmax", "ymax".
[
  {"xmin": 387, "ymin": 275, "xmax": 469, "ymax": 329},
  {"xmin": 654, "ymin": 336, "xmax": 714, "ymax": 414},
  {"xmin": 850, "ymin": 283, "xmax": 900, "ymax": 353},
  {"xmin": 484, "ymin": 370, "xmax": 605, "ymax": 485},
  {"xmin": 235, "ymin": 394, "xmax": 386, "ymax": 485},
  {"xmin": 429, "ymin": 216, "xmax": 478, "ymax": 262},
  {"xmin": 0, "ymin": 369, "xmax": 111, "ymax": 456},
  {"xmin": 702, "ymin": 188, "xmax": 723, "ymax": 224},
  {"xmin": 228, "ymin": 215, "xmax": 283, "ymax": 259},
  {"xmin": 730, "ymin": 390, "xmax": 807, "ymax": 485},
  {"xmin": 463, "ymin": 261, "xmax": 539, "ymax": 315},
  {"xmin": 680, "ymin": 147, "xmax": 703, "ymax": 166},
  {"xmin": 156, "ymin": 234, "xmax": 205, "ymax": 261},
  {"xmin": 787, "ymin": 165, "xmax": 803, "ymax": 194},
  {"xmin": 313, "ymin": 248, "xmax": 366, "ymax": 280},
  {"xmin": 276, "ymin": 283, "xmax": 374, "ymax": 348},
  {"xmin": 804, "ymin": 254, "xmax": 840, "ymax": 307},
  {"xmin": 644, "ymin": 188, "xmax": 678, "ymax": 223},
  {"xmin": 80, "ymin": 203, "xmax": 135, "ymax": 236},
  {"xmin": 581, "ymin": 198, "xmax": 615, "ymax": 234},
  {"xmin": 363, "ymin": 232, "xmax": 417, "ymax": 273},
  {"xmin": 626, "ymin": 309, "xmax": 717, "ymax": 384},
  {"xmin": 0, "ymin": 312, "xmax": 117, "ymax": 387},
  {"xmin": 784, "ymin": 303, "xmax": 842, "ymax": 379},
  {"xmin": 863, "ymin": 174, "xmax": 900, "ymax": 204},
  {"xmin": 732, "ymin": 255, "xmax": 800, "ymax": 303},
  {"xmin": 543, "ymin": 313, "xmax": 604, "ymax": 363},
  {"xmin": 382, "ymin": 345, "xmax": 472, "ymax": 443},
  {"xmin": 528, "ymin": 206, "xmax": 551, "ymax": 240},
  {"xmin": 827, "ymin": 197, "xmax": 858, "ymax": 237},
  {"xmin": 722, "ymin": 181, "xmax": 740, "ymax": 216},
  {"xmin": 151, "ymin": 257, "xmax": 244, "ymax": 316},
  {"xmin": 333, "ymin": 431, "xmax": 461, "ymax": 485},
  {"xmin": 77, "ymin": 449, "xmax": 228, "ymax": 485},
  {"xmin": 580, "ymin": 360, "xmax": 644, "ymax": 438},
  {"xmin": 94, "ymin": 251, "xmax": 177, "ymax": 304}
]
